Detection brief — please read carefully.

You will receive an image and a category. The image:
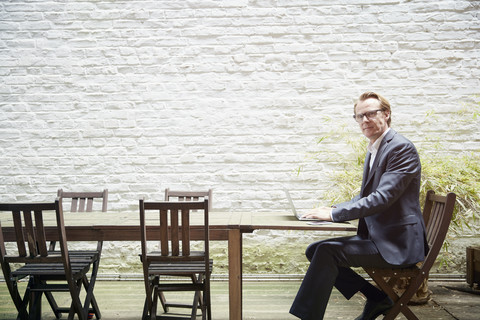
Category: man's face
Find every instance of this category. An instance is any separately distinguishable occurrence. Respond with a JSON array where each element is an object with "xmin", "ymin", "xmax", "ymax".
[{"xmin": 355, "ymin": 98, "xmax": 390, "ymax": 142}]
